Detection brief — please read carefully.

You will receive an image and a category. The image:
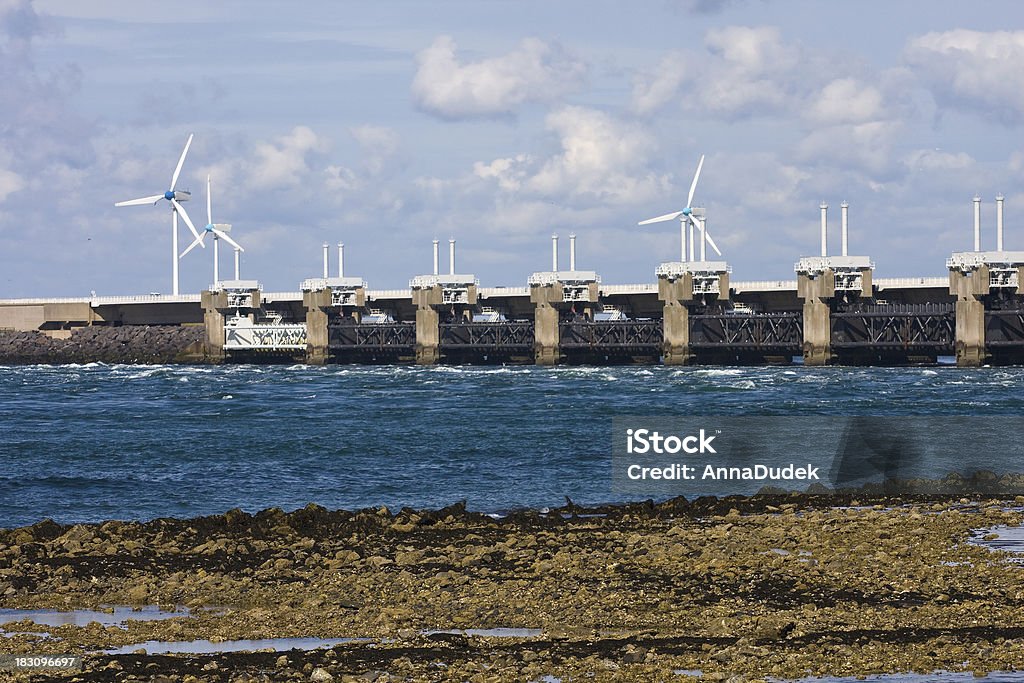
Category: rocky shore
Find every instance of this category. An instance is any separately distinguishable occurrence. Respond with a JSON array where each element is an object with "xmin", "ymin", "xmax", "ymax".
[
  {"xmin": 2, "ymin": 495, "xmax": 1024, "ymax": 682},
  {"xmin": 0, "ymin": 326, "xmax": 205, "ymax": 365}
]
